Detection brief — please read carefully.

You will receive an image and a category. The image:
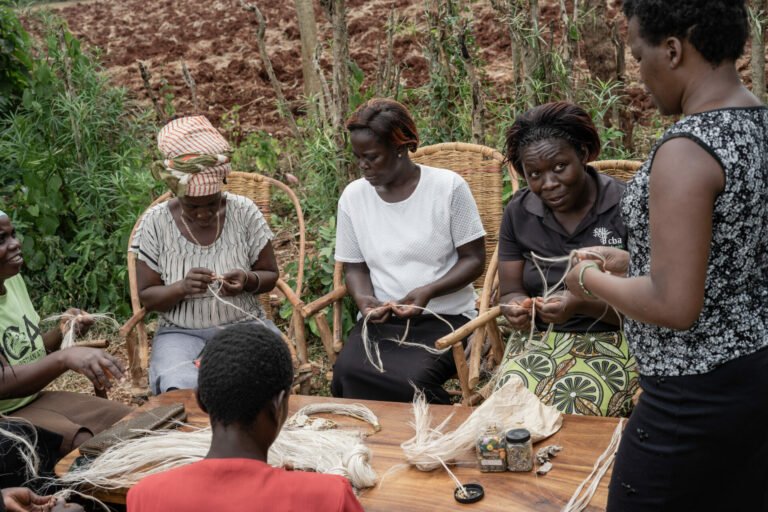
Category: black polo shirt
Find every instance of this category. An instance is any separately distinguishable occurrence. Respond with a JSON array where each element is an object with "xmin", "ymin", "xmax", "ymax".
[{"xmin": 499, "ymin": 166, "xmax": 627, "ymax": 332}]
